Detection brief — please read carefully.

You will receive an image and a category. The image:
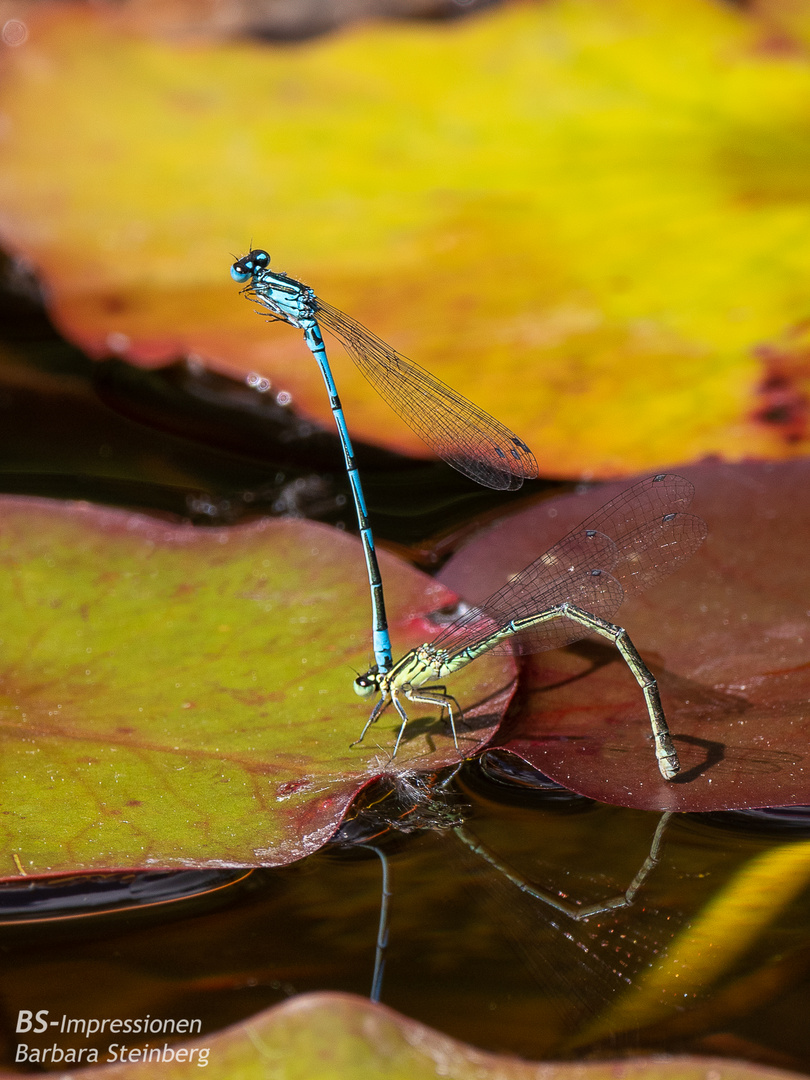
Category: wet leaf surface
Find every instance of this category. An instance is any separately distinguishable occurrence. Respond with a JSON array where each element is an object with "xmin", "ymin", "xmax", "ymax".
[
  {"xmin": 438, "ymin": 460, "xmax": 810, "ymax": 811},
  {"xmin": 2, "ymin": 2, "xmax": 810, "ymax": 476},
  {"xmin": 0, "ymin": 499, "xmax": 513, "ymax": 875},
  {"xmin": 2, "ymin": 989, "xmax": 807, "ymax": 1080}
]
